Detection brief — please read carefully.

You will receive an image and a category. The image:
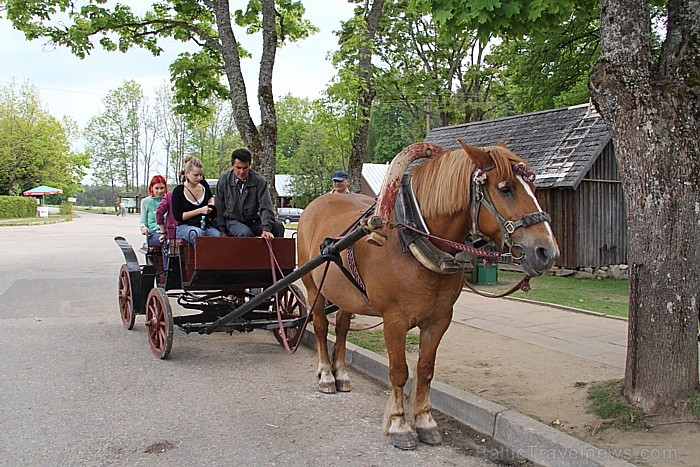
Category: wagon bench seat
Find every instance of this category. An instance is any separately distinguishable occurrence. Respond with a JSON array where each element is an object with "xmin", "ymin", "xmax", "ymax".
[{"xmin": 178, "ymin": 237, "xmax": 296, "ymax": 290}]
